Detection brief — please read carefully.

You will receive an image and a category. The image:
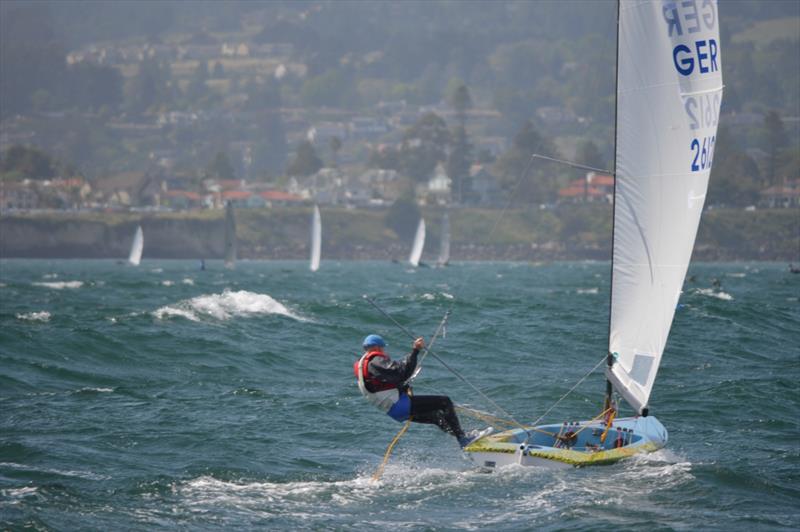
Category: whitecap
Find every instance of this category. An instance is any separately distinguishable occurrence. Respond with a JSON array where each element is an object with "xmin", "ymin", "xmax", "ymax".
[
  {"xmin": 726, "ymin": 273, "xmax": 746, "ymax": 278},
  {"xmin": 74, "ymin": 387, "xmax": 114, "ymax": 394},
  {"xmin": 153, "ymin": 290, "xmax": 307, "ymax": 322},
  {"xmin": 441, "ymin": 292, "xmax": 454, "ymax": 299},
  {"xmin": 42, "ymin": 273, "xmax": 58, "ymax": 279},
  {"xmin": 577, "ymin": 287, "xmax": 599, "ymax": 295},
  {"xmin": 150, "ymin": 268, "xmax": 163, "ymax": 273},
  {"xmin": 421, "ymin": 293, "xmax": 435, "ymax": 300},
  {"xmin": 0, "ymin": 486, "xmax": 38, "ymax": 501},
  {"xmin": 16, "ymin": 311, "xmax": 51, "ymax": 322},
  {"xmin": 32, "ymin": 281, "xmax": 83, "ymax": 289},
  {"xmin": 182, "ymin": 278, "xmax": 195, "ymax": 285},
  {"xmin": 0, "ymin": 462, "xmax": 108, "ymax": 480},
  {"xmin": 695, "ymin": 288, "xmax": 733, "ymax": 301},
  {"xmin": 161, "ymin": 280, "xmax": 174, "ymax": 286}
]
